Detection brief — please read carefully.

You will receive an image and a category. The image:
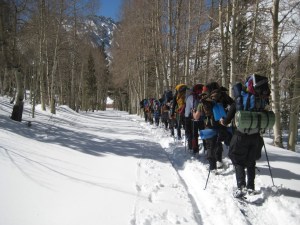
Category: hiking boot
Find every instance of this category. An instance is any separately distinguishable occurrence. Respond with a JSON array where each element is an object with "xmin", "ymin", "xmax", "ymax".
[
  {"xmin": 217, "ymin": 161, "xmax": 223, "ymax": 169},
  {"xmin": 233, "ymin": 187, "xmax": 247, "ymax": 198},
  {"xmin": 210, "ymin": 169, "xmax": 219, "ymax": 175},
  {"xmin": 247, "ymin": 188, "xmax": 260, "ymax": 195},
  {"xmin": 193, "ymin": 152, "xmax": 199, "ymax": 157},
  {"xmin": 247, "ymin": 189, "xmax": 254, "ymax": 195}
]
